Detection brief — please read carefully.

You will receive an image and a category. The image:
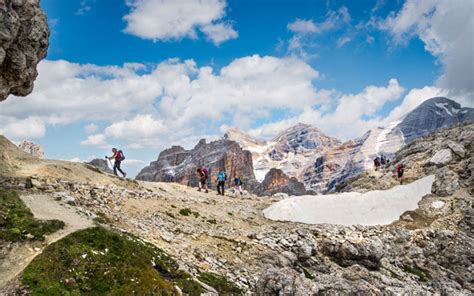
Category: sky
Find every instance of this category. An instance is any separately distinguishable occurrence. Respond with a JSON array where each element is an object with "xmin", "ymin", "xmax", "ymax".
[{"xmin": 0, "ymin": 0, "xmax": 473, "ymax": 177}]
